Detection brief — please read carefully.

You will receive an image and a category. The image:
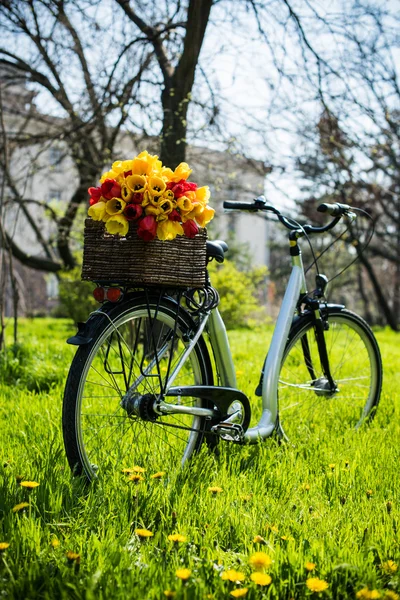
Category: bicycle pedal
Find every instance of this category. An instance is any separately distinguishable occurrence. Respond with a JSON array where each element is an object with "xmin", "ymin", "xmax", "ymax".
[{"xmin": 211, "ymin": 422, "xmax": 245, "ymax": 443}]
